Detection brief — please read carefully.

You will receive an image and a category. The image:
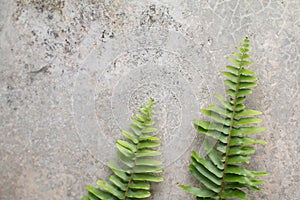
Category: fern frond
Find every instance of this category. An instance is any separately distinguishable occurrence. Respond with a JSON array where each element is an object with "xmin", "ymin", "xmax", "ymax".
[
  {"xmin": 83, "ymin": 98, "xmax": 164, "ymax": 200},
  {"xmin": 181, "ymin": 38, "xmax": 268, "ymax": 200}
]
